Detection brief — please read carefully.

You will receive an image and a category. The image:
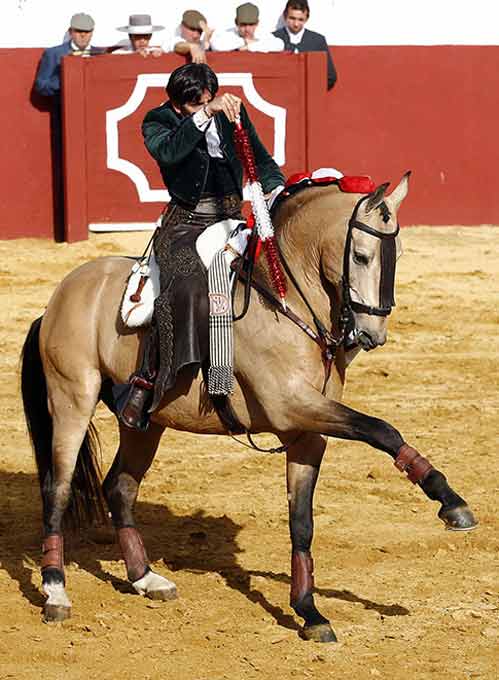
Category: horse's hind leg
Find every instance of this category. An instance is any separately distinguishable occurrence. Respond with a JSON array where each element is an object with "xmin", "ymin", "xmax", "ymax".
[
  {"xmin": 285, "ymin": 433, "xmax": 337, "ymax": 643},
  {"xmin": 103, "ymin": 422, "xmax": 177, "ymax": 601},
  {"xmin": 42, "ymin": 377, "xmax": 102, "ymax": 622}
]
